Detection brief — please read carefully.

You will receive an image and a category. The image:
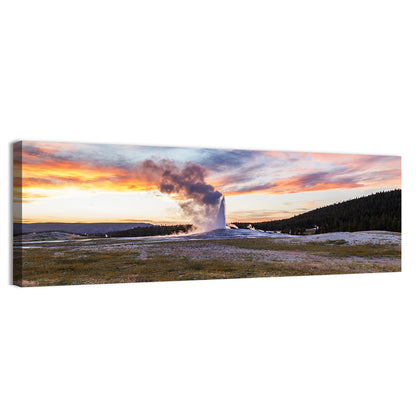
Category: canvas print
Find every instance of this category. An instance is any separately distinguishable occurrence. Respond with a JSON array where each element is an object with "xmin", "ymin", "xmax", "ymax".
[{"xmin": 13, "ymin": 141, "xmax": 401, "ymax": 287}]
